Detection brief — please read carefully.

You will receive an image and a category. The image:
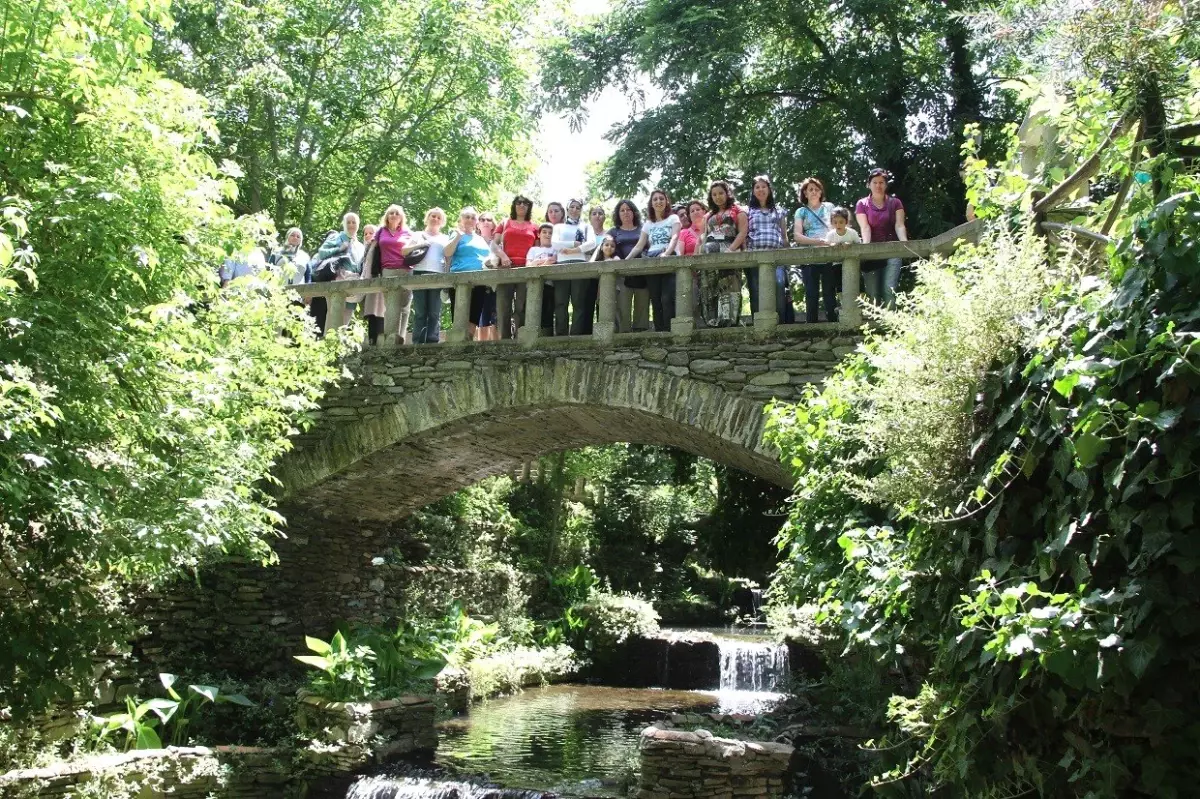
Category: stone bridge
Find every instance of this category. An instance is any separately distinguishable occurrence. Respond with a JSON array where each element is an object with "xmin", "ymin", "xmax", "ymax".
[
  {"xmin": 281, "ymin": 224, "xmax": 979, "ymax": 519},
  {"xmin": 276, "ymin": 326, "xmax": 856, "ymax": 520}
]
